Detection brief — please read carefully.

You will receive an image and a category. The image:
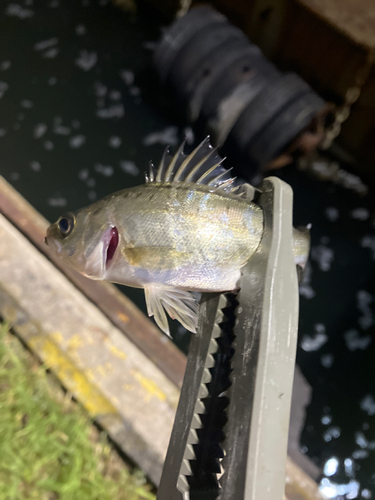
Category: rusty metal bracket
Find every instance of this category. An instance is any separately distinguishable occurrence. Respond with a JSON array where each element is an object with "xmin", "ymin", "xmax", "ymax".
[{"xmin": 157, "ymin": 177, "xmax": 299, "ymax": 500}]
